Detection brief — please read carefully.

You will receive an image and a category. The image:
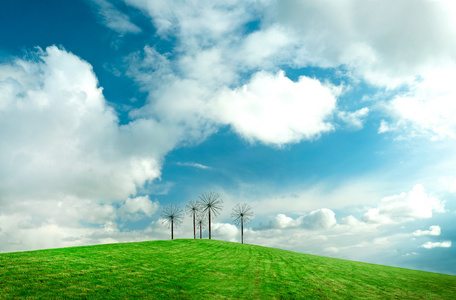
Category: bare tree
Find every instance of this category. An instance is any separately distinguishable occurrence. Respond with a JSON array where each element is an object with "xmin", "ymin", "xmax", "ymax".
[
  {"xmin": 161, "ymin": 204, "xmax": 183, "ymax": 240},
  {"xmin": 185, "ymin": 200, "xmax": 201, "ymax": 239},
  {"xmin": 231, "ymin": 203, "xmax": 254, "ymax": 244},
  {"xmin": 199, "ymin": 191, "xmax": 223, "ymax": 239},
  {"xmin": 195, "ymin": 212, "xmax": 207, "ymax": 239}
]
